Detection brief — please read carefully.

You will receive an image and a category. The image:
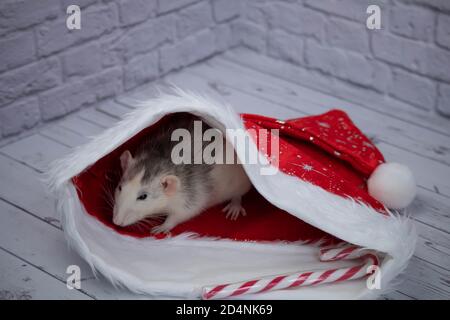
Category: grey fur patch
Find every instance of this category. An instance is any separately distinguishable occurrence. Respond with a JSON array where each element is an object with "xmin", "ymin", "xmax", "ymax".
[{"xmin": 126, "ymin": 113, "xmax": 215, "ymax": 209}]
